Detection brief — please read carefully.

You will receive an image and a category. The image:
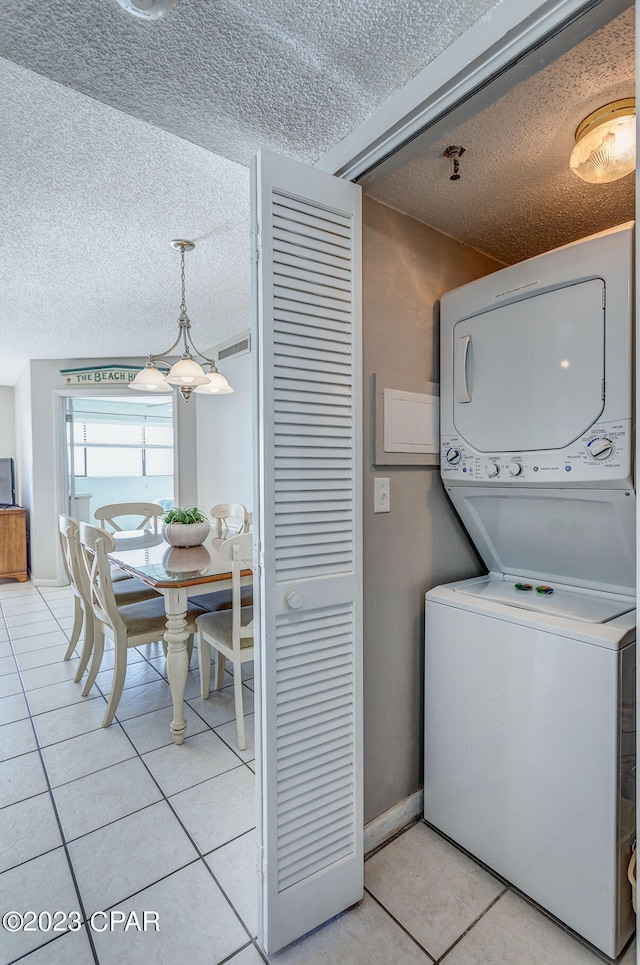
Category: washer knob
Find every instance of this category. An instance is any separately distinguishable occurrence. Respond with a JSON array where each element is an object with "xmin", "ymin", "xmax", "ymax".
[
  {"xmin": 587, "ymin": 438, "xmax": 613, "ymax": 460},
  {"xmin": 508, "ymin": 462, "xmax": 522, "ymax": 476},
  {"xmin": 487, "ymin": 463, "xmax": 499, "ymax": 477},
  {"xmin": 446, "ymin": 448, "xmax": 461, "ymax": 465}
]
